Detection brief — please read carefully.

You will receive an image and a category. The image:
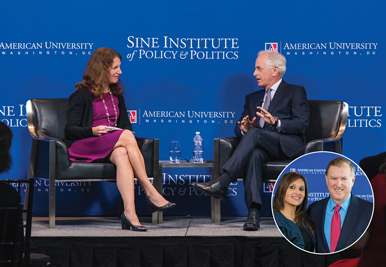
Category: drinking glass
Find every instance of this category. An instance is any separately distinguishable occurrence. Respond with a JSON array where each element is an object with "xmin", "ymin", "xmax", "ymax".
[{"xmin": 169, "ymin": 141, "xmax": 181, "ymax": 163}]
